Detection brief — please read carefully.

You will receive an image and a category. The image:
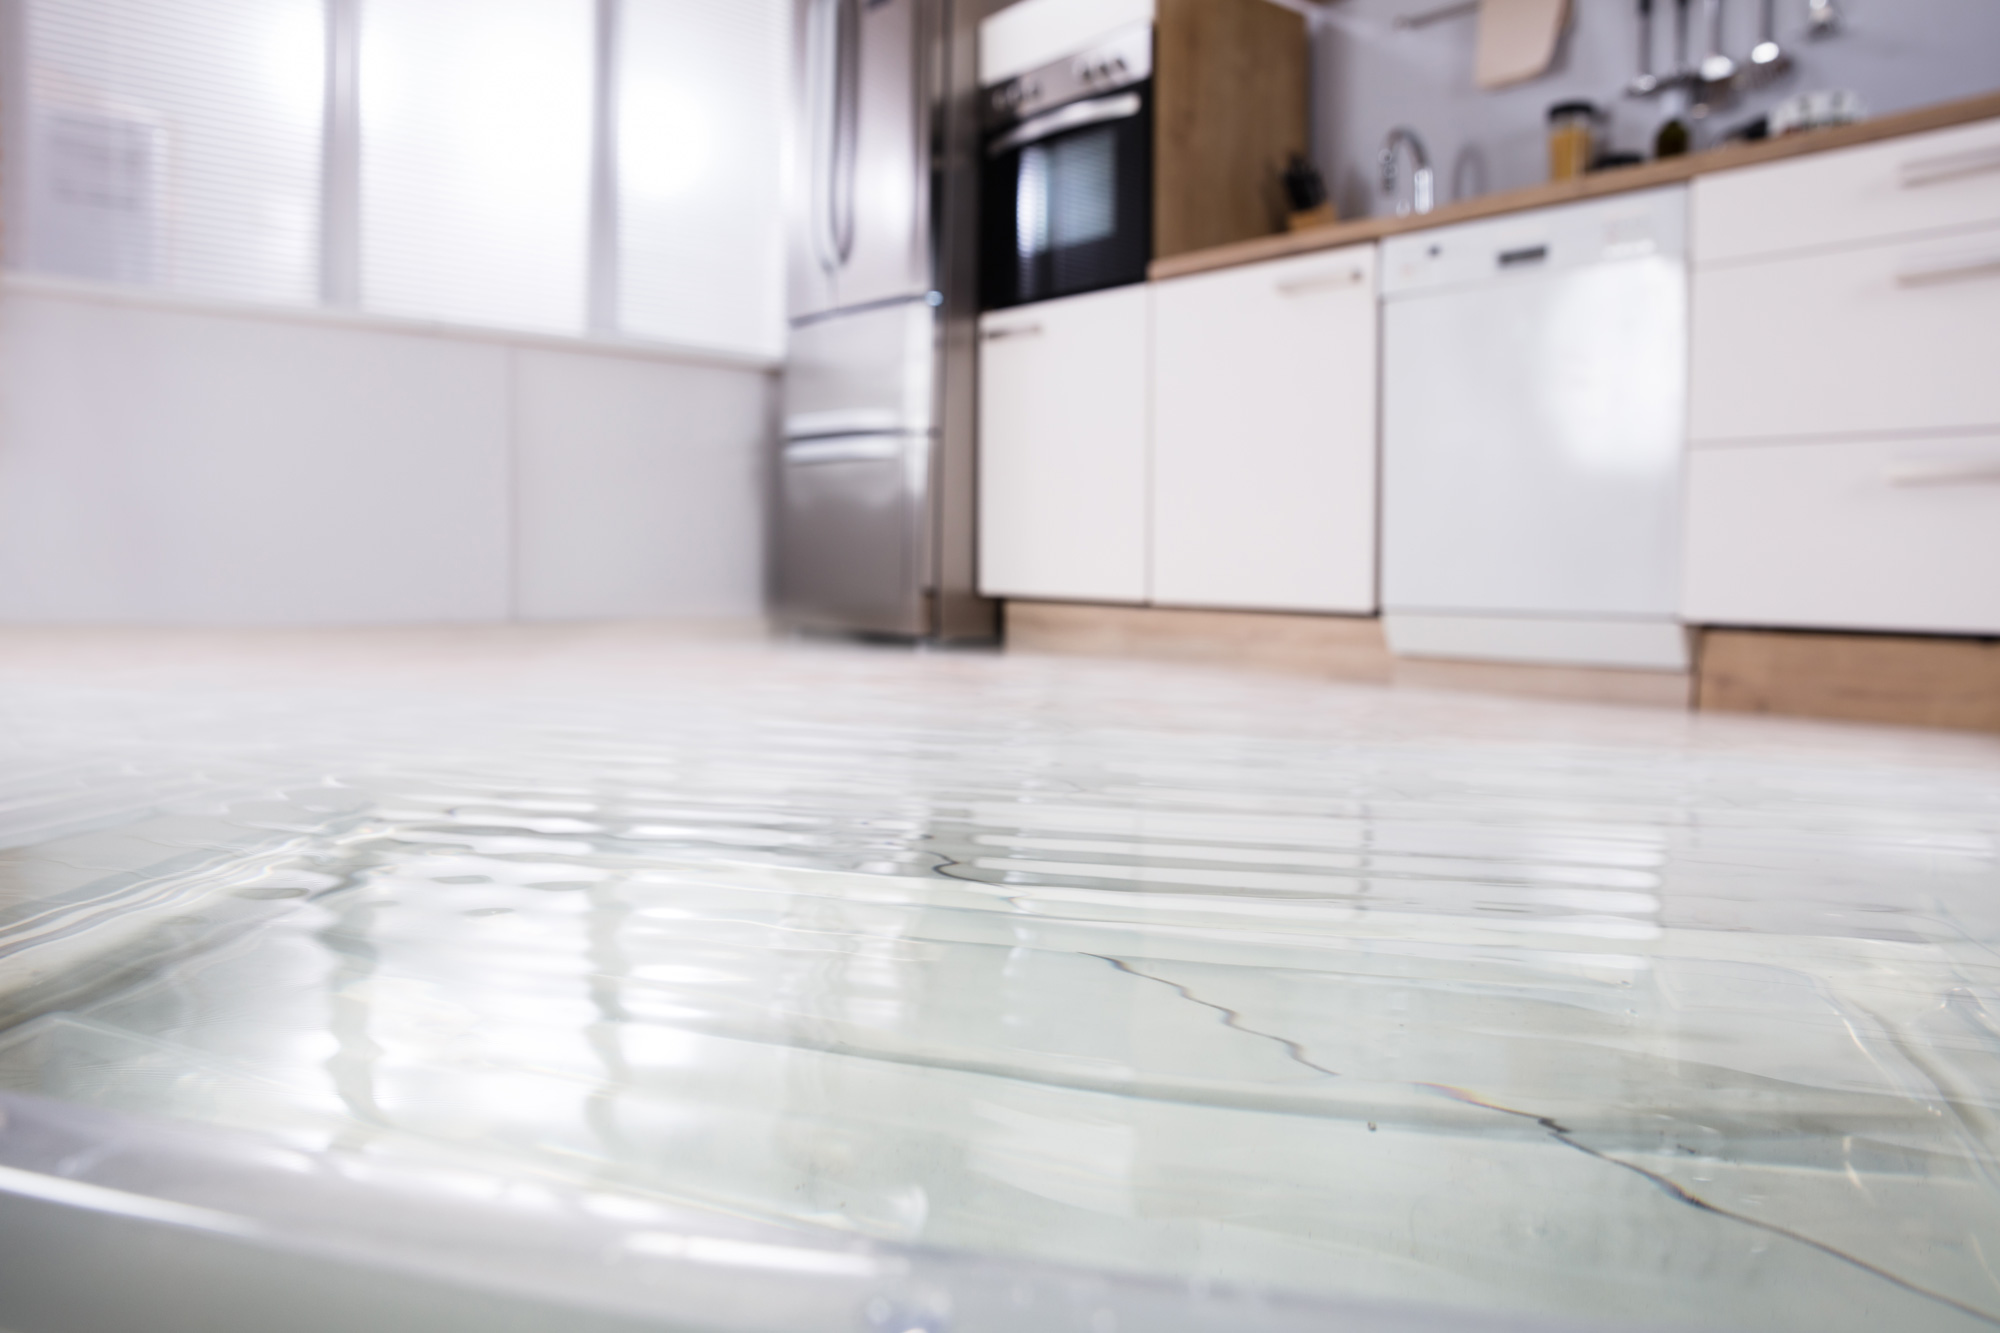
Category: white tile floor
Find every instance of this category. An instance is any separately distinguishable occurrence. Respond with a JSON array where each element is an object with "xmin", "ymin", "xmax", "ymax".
[{"xmin": 0, "ymin": 626, "xmax": 1997, "ymax": 1331}]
